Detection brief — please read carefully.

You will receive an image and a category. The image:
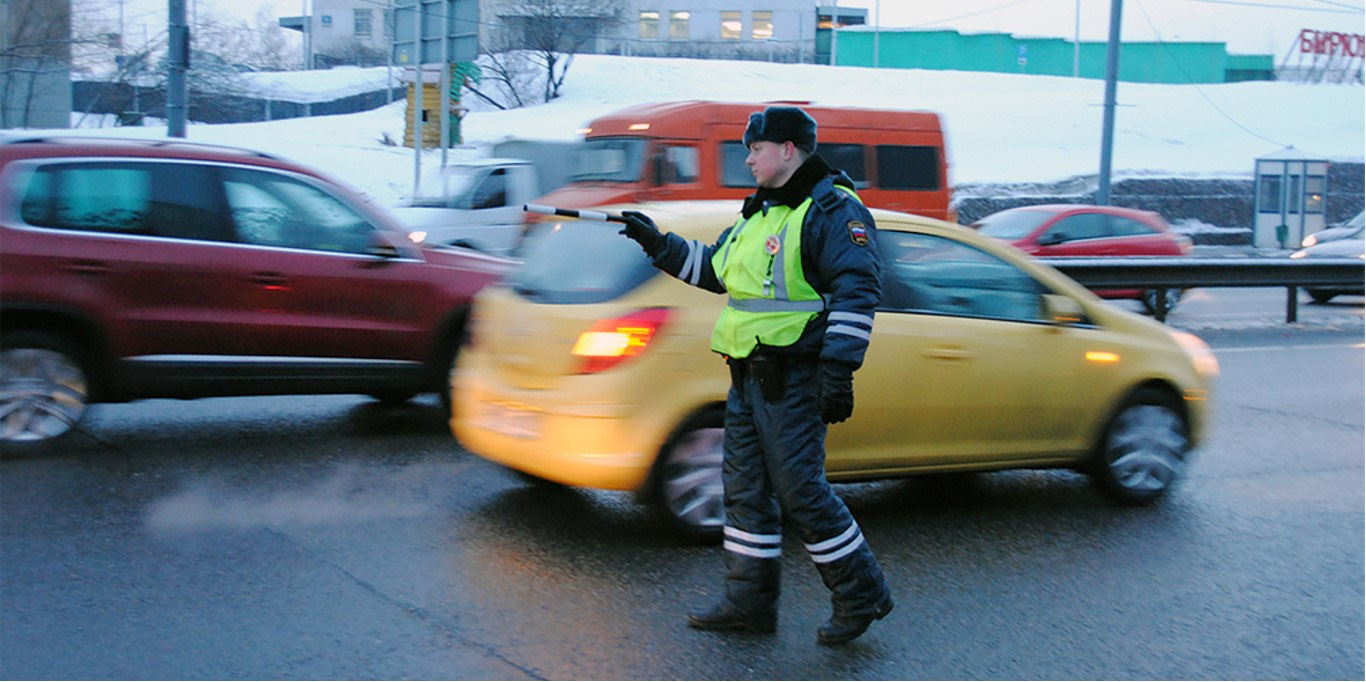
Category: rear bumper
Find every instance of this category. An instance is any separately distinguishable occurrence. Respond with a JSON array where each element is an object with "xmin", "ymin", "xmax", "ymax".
[{"xmin": 451, "ymin": 377, "xmax": 658, "ymax": 492}]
